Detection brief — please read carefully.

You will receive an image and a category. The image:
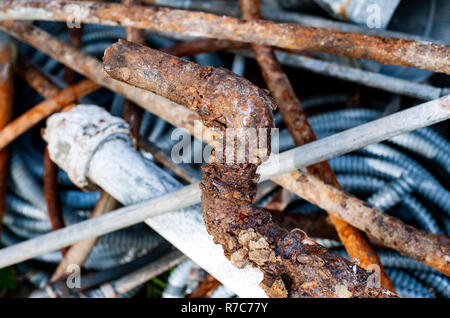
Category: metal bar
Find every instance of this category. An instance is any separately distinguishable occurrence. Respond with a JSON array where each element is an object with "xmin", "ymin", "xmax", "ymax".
[
  {"xmin": 239, "ymin": 0, "xmax": 394, "ymax": 292},
  {"xmin": 0, "ymin": 1, "xmax": 449, "ymax": 73}
]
